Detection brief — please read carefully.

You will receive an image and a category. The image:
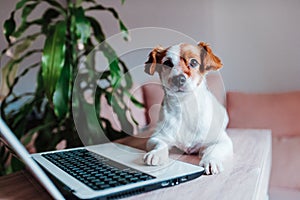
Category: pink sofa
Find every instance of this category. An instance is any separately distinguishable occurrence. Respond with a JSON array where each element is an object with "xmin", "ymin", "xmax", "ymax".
[{"xmin": 227, "ymin": 91, "xmax": 300, "ymax": 199}]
